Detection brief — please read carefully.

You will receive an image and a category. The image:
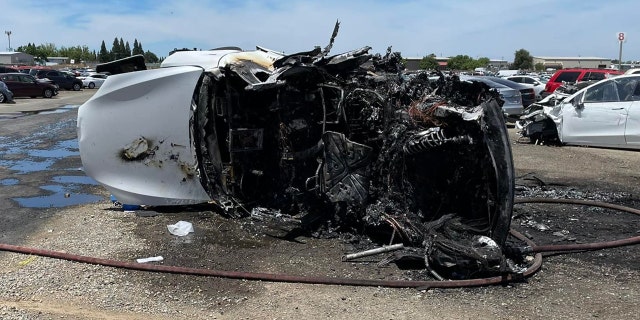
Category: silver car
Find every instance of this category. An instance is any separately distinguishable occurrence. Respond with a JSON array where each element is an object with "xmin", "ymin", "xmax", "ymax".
[{"xmin": 463, "ymin": 76, "xmax": 524, "ymax": 117}]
